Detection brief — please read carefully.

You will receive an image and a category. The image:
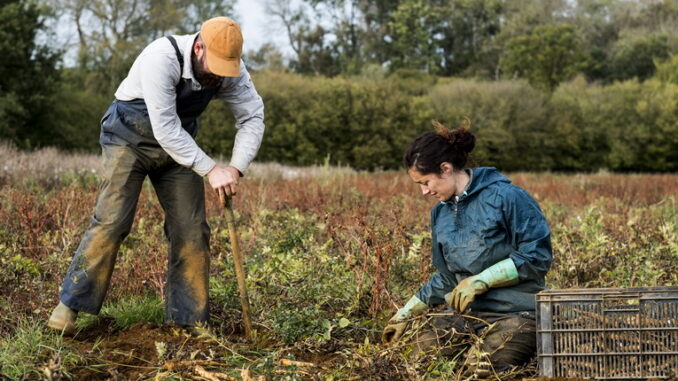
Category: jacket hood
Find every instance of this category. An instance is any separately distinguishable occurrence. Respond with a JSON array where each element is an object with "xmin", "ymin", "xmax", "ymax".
[{"xmin": 464, "ymin": 167, "xmax": 511, "ymax": 198}]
